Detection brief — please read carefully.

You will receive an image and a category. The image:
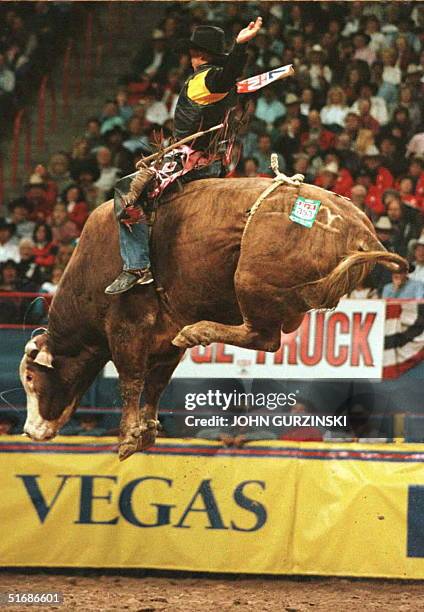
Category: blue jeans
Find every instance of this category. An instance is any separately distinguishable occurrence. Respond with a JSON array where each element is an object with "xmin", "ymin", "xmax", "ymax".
[
  {"xmin": 115, "ymin": 160, "xmax": 222, "ymax": 271},
  {"xmin": 115, "ymin": 173, "xmax": 150, "ymax": 271}
]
